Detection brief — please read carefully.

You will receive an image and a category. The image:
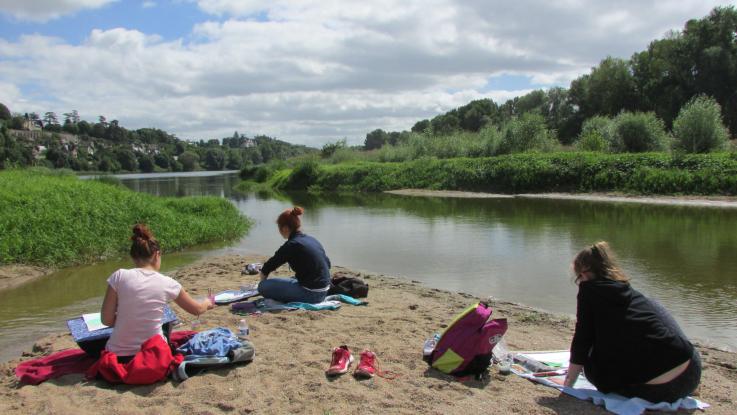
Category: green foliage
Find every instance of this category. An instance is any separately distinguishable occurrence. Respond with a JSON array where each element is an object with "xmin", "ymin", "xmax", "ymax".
[
  {"xmin": 204, "ymin": 148, "xmax": 226, "ymax": 170},
  {"xmin": 575, "ymin": 116, "xmax": 614, "ymax": 151},
  {"xmin": 0, "ymin": 169, "xmax": 250, "ymax": 266},
  {"xmin": 179, "ymin": 151, "xmax": 199, "ymax": 172},
  {"xmin": 672, "ymin": 96, "xmax": 730, "ymax": 153},
  {"xmin": 285, "ymin": 159, "xmax": 321, "ymax": 189},
  {"xmin": 115, "ymin": 149, "xmax": 138, "ymax": 171},
  {"xmin": 498, "ymin": 113, "xmax": 558, "ymax": 154},
  {"xmin": 321, "ymin": 139, "xmax": 347, "ymax": 158},
  {"xmin": 610, "ymin": 112, "xmax": 669, "ymax": 153},
  {"xmin": 240, "ymin": 164, "xmax": 275, "ymax": 183},
  {"xmin": 0, "ymin": 103, "xmax": 10, "ymax": 120},
  {"xmin": 365, "ymin": 129, "xmax": 389, "ymax": 150},
  {"xmin": 137, "ymin": 154, "xmax": 156, "ymax": 172},
  {"xmin": 263, "ymin": 152, "xmax": 737, "ymax": 195}
]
